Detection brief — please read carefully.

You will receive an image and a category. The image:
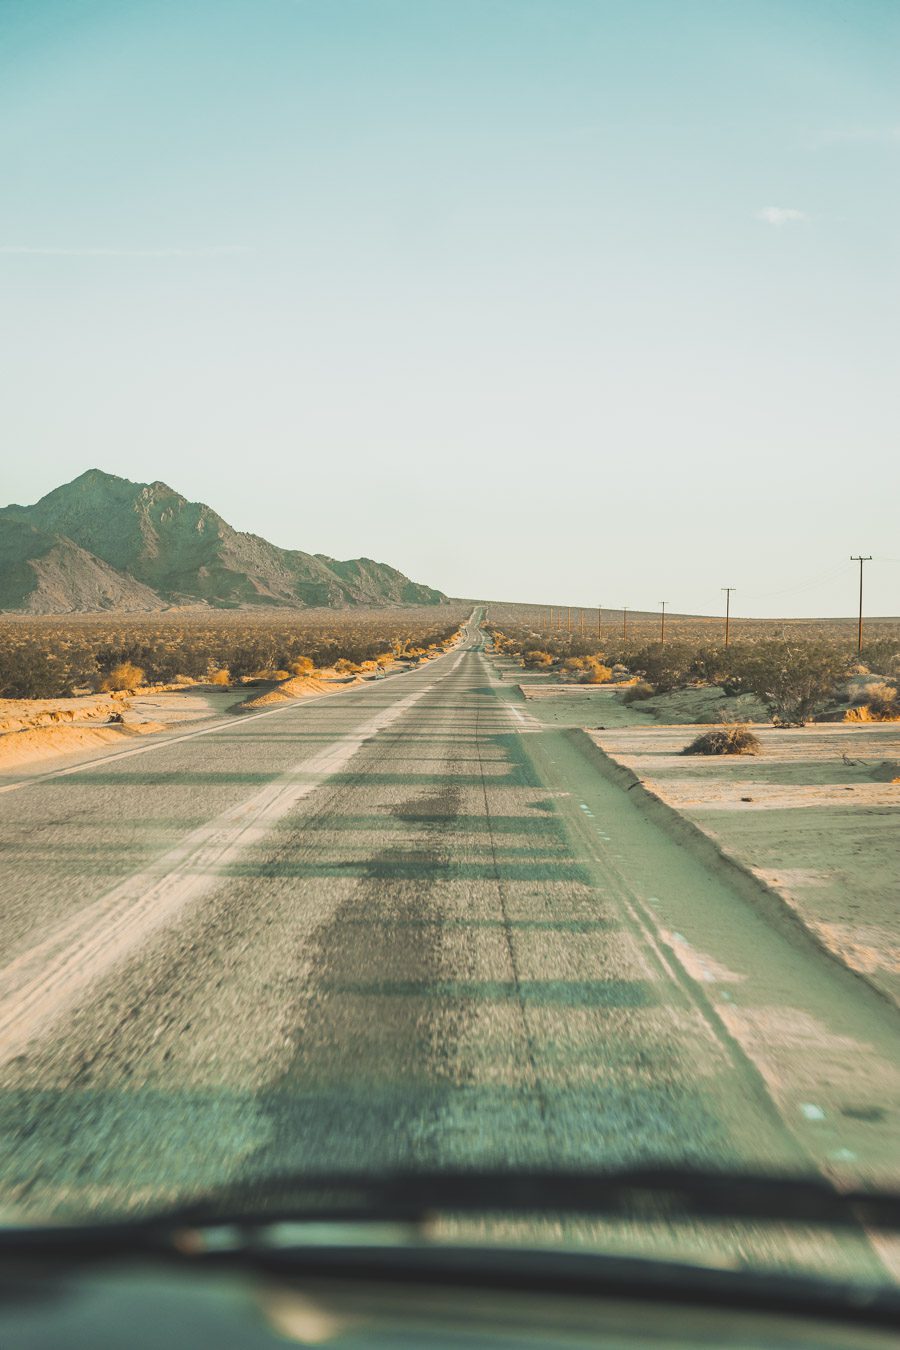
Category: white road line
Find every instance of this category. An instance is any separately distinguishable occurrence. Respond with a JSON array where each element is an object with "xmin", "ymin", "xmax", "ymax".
[
  {"xmin": 504, "ymin": 702, "xmax": 542, "ymax": 734},
  {"xmin": 0, "ymin": 653, "xmax": 464, "ymax": 1063}
]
